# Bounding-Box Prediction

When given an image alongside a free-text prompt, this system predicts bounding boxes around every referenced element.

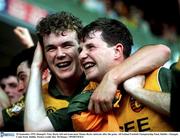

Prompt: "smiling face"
[17,61,30,94]
[0,75,20,104]
[43,31,82,81]
[79,31,117,82]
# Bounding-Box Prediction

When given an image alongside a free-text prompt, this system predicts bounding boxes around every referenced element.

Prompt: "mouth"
[9,95,14,99]
[56,61,71,68]
[82,62,96,70]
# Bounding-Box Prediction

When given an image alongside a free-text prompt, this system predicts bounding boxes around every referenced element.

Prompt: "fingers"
[136,75,145,80]
[123,75,146,93]
[88,99,101,114]
[88,99,93,112]
[14,26,27,36]
[100,102,112,113]
[94,103,101,114]
[88,97,113,114]
[14,26,34,48]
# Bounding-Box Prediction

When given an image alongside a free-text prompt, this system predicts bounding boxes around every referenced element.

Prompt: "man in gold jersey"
[68,18,175,131]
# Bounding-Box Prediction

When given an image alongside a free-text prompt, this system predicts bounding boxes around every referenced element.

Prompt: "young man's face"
[79,31,116,82]
[43,31,82,80]
[17,61,30,94]
[0,75,20,104]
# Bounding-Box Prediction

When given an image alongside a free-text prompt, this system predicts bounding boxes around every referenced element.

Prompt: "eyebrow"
[45,41,75,48]
[86,43,94,47]
[62,41,75,46]
[44,44,54,49]
[9,82,18,86]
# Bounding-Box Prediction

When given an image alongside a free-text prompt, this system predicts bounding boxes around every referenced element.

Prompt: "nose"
[56,47,66,59]
[17,81,26,93]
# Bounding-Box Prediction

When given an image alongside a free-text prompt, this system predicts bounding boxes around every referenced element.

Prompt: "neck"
[56,70,83,96]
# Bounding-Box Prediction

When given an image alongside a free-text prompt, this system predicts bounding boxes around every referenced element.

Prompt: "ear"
[113,43,124,60]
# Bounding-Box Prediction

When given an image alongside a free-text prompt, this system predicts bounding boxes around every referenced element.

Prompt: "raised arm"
[24,44,54,131]
[88,44,171,114]
[14,26,34,48]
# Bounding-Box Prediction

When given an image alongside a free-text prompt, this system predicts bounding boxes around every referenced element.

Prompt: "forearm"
[105,44,170,85]
[127,88,170,116]
[24,67,46,131]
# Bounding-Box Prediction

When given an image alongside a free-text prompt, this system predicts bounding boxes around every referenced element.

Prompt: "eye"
[45,45,56,52]
[87,44,95,50]
[62,42,75,49]
[9,83,18,88]
[18,74,27,82]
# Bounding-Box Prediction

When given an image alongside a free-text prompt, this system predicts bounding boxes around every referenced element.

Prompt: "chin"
[85,68,100,81]
[58,71,75,80]
[85,74,97,82]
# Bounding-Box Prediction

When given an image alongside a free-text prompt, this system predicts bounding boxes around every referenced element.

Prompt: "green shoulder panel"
[67,91,92,116]
[171,62,180,83]
[158,67,172,93]
[170,62,180,130]
[2,109,24,131]
[48,108,74,131]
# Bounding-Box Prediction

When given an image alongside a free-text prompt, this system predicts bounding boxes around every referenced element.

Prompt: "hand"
[88,74,118,114]
[123,75,145,94]
[14,26,34,48]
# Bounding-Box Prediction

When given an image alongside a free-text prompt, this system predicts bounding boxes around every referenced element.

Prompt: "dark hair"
[0,66,16,81]
[11,46,36,73]
[36,11,83,47]
[81,18,133,58]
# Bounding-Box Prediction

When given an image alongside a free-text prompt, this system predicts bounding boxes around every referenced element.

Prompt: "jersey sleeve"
[1,96,25,131]
[68,91,92,115]
[158,64,180,130]
[170,61,180,130]
[48,108,74,131]
[158,67,173,93]
[2,109,24,131]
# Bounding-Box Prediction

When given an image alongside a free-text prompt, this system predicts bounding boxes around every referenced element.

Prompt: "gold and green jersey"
[68,67,176,132]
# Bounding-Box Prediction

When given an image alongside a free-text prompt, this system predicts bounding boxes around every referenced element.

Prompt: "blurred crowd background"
[0,0,180,68]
